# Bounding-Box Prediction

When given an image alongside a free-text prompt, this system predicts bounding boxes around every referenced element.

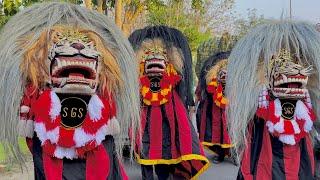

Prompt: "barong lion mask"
[0,2,140,162]
[22,26,121,95]
[226,21,320,159]
[137,38,183,77]
[49,28,101,94]
[268,49,312,99]
[143,46,167,76]
[135,39,183,105]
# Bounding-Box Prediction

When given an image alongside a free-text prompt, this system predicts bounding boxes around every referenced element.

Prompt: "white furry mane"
[0,2,140,162]
[226,20,320,161]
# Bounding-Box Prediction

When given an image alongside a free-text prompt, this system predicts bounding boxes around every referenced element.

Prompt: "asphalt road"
[1,152,238,180]
[124,151,239,180]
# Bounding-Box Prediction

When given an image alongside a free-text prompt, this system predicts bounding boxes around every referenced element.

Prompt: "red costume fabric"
[196,80,232,155]
[238,93,316,179]
[20,85,128,180]
[136,75,209,179]
[238,117,315,180]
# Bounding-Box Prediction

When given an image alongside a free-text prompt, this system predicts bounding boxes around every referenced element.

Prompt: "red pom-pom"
[58,128,75,147]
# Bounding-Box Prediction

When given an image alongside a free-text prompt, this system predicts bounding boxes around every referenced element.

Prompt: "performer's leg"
[210,145,224,163]
[141,165,154,180]
[155,164,170,180]
[217,146,225,162]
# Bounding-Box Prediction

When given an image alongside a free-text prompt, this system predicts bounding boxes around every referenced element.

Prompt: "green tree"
[195,32,237,78]
[235,9,265,37]
[0,0,83,28]
[146,0,214,52]
[3,0,21,16]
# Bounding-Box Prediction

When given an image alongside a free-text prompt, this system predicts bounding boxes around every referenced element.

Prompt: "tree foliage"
[0,0,83,27]
[3,0,21,16]
[235,9,265,37]
[146,0,217,52]
[195,32,238,78]
[0,0,263,72]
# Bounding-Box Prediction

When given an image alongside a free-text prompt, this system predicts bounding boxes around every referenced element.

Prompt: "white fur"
[34,122,60,145]
[291,120,301,134]
[88,94,104,121]
[266,121,274,133]
[95,117,120,144]
[73,127,94,147]
[258,88,269,108]
[295,100,313,132]
[304,118,313,132]
[262,101,268,108]
[262,89,268,96]
[73,117,120,147]
[34,92,120,159]
[274,98,282,117]
[304,90,312,108]
[279,134,296,145]
[20,105,30,113]
[95,124,109,145]
[50,91,61,121]
[46,127,59,144]
[274,117,285,133]
[34,122,47,145]
[54,146,77,159]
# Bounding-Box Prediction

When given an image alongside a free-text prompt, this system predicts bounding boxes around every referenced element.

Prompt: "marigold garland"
[140,63,181,106]
[207,78,228,108]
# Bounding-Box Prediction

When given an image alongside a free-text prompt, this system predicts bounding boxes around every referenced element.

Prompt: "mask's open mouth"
[218,70,227,83]
[144,55,166,76]
[273,75,308,98]
[51,55,98,89]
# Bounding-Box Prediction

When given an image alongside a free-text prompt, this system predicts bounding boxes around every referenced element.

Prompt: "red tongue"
[69,73,84,78]
[288,83,299,88]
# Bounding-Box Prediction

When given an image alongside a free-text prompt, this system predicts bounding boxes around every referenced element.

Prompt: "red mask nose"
[71,43,85,50]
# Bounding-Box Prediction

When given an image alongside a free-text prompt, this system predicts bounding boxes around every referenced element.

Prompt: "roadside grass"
[0,138,30,163]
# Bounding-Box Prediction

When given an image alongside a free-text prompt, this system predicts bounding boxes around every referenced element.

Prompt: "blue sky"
[235,0,320,23]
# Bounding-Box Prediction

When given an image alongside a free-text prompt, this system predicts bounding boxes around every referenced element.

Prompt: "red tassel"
[58,128,76,148]
[283,120,294,134]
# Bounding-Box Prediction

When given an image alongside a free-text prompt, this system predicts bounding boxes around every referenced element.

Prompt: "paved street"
[125,151,239,180]
[1,150,238,180]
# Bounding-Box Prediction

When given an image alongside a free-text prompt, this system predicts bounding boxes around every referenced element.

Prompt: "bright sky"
[235,0,320,23]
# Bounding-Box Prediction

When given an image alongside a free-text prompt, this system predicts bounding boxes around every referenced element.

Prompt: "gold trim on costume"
[135,153,210,180]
